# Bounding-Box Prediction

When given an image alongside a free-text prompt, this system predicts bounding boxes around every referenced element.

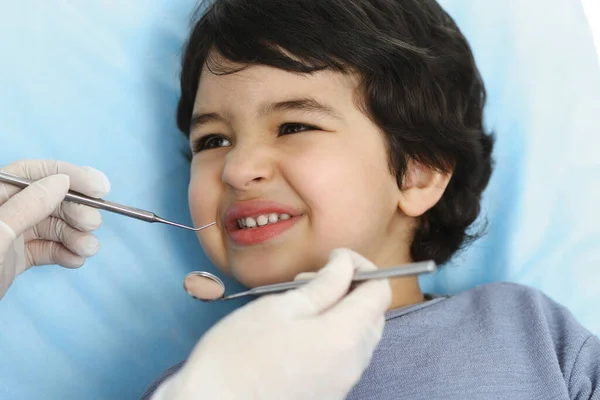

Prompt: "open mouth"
[227,213,302,246]
[224,200,303,245]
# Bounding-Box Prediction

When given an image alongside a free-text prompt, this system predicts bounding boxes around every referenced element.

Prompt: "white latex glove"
[152,248,391,400]
[0,160,111,299]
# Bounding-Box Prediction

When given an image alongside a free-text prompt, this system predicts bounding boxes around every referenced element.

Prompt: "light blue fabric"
[0,0,598,399]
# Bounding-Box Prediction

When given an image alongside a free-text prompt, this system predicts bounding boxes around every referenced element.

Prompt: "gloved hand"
[152,248,391,400]
[0,160,110,299]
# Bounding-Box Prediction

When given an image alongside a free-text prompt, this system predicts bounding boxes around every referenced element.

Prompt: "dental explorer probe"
[0,171,215,232]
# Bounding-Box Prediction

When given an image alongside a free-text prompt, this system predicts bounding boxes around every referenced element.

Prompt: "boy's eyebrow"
[257,97,342,120]
[190,112,227,133]
[190,97,342,133]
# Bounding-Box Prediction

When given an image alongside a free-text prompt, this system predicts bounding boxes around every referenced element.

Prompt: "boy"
[143,0,600,398]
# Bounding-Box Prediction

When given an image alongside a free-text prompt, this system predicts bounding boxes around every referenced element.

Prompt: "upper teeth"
[238,213,291,228]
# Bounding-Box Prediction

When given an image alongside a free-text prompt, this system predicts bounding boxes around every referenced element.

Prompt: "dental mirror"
[184,271,227,301]
[184,260,437,302]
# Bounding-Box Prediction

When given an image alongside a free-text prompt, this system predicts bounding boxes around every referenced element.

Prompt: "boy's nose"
[221,144,275,190]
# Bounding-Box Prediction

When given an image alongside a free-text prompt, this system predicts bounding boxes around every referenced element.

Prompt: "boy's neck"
[388,276,425,311]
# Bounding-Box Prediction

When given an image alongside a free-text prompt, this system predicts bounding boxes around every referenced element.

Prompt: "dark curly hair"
[176,0,494,266]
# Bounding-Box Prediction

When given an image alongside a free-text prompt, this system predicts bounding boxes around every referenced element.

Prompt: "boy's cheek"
[197,232,229,275]
[188,174,219,222]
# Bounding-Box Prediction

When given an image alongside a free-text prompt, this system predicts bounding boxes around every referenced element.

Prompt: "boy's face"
[188,60,414,288]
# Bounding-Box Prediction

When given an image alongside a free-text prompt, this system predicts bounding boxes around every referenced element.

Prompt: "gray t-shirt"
[141,282,600,399]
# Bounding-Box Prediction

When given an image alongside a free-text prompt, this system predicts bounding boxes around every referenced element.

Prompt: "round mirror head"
[184,271,226,301]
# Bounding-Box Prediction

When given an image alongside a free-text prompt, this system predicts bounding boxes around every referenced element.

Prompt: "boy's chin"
[223,249,328,288]
[231,266,308,288]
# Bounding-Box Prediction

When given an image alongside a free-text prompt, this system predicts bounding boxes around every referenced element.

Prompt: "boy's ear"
[398,159,452,217]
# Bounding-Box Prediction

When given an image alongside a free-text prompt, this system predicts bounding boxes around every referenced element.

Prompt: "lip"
[223,200,303,246]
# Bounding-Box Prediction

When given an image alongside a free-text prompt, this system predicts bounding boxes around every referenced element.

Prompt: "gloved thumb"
[329,248,379,272]
[293,272,317,281]
[280,248,358,318]
[0,174,70,254]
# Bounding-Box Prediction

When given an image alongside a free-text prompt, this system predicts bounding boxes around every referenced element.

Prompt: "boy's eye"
[192,134,232,153]
[278,123,318,136]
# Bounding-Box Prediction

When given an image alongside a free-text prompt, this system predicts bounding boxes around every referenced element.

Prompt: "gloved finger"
[53,201,102,232]
[324,273,391,327]
[25,240,85,269]
[279,248,356,318]
[325,247,391,322]
[0,235,26,299]
[0,175,70,256]
[293,272,317,281]
[1,159,110,200]
[24,217,100,258]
